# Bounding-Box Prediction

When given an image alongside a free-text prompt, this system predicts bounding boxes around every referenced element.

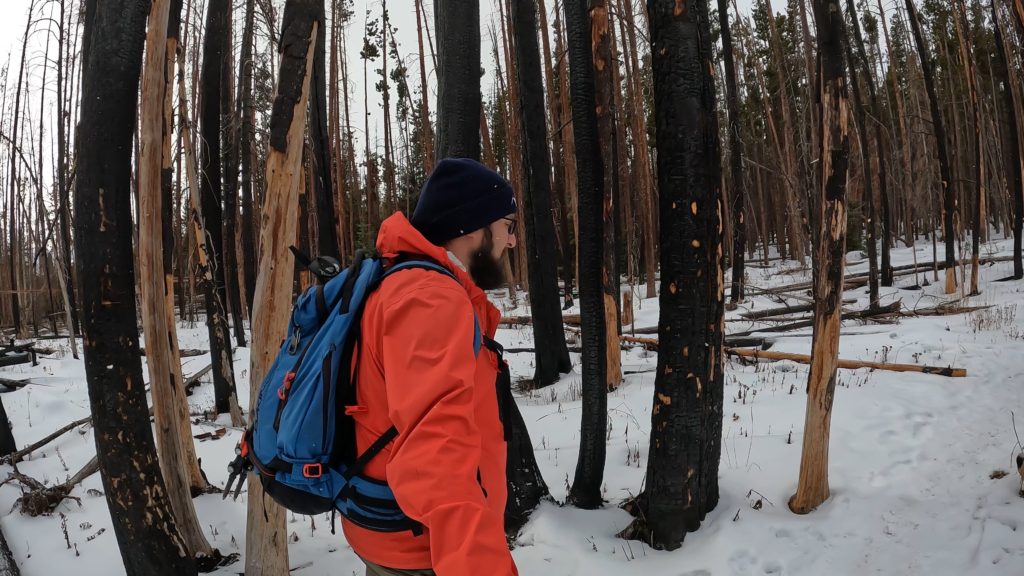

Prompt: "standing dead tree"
[563,0,610,511]
[993,0,1023,279]
[138,0,214,560]
[435,0,481,161]
[719,0,746,303]
[620,0,725,550]
[198,0,242,419]
[74,0,196,571]
[906,0,958,294]
[246,2,321,574]
[789,0,852,516]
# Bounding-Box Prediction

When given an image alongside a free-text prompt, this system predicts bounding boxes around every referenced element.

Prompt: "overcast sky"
[0,0,758,188]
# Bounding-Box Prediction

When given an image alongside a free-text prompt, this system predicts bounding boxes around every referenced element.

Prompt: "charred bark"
[239,0,258,310]
[906,0,957,293]
[619,0,724,550]
[719,0,745,303]
[434,0,481,160]
[993,0,1023,278]
[590,0,622,390]
[75,0,196,571]
[200,0,239,413]
[511,0,572,388]
[309,0,338,258]
[564,0,608,510]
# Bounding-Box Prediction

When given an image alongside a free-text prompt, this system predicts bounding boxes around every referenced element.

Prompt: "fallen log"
[748,256,1015,296]
[730,301,901,337]
[902,304,992,317]
[4,416,92,464]
[505,335,770,354]
[0,352,30,368]
[500,314,581,327]
[183,364,213,394]
[725,347,966,377]
[140,347,205,358]
[740,298,857,320]
[0,378,29,391]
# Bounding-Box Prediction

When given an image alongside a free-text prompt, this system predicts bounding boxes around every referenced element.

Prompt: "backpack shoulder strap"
[376,257,483,356]
[380,258,456,283]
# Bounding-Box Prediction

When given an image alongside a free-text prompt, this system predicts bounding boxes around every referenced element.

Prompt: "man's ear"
[466,227,486,247]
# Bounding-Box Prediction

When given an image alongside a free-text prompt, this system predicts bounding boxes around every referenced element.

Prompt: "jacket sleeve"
[380,279,517,576]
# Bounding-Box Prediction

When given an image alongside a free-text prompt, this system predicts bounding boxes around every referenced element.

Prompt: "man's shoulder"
[373,266,471,311]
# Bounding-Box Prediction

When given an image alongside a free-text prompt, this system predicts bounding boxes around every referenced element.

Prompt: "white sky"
[0,0,758,190]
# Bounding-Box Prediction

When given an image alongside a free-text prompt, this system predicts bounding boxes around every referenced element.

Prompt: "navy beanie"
[411,158,518,246]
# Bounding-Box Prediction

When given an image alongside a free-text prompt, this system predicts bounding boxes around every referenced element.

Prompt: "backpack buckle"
[303,463,323,478]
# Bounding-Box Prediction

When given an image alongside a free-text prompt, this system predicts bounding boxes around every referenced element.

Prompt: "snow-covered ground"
[1,237,1022,575]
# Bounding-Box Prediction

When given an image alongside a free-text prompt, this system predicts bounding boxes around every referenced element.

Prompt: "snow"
[1,237,1023,575]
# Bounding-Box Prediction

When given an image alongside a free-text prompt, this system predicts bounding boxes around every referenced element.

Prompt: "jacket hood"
[375,212,501,334]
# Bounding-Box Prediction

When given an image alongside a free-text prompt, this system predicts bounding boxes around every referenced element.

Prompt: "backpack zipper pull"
[288,326,301,354]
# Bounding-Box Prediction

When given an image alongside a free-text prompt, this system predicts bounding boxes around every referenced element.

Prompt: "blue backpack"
[223,250,481,534]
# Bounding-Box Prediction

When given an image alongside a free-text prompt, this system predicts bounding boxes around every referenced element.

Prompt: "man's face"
[468,216,518,290]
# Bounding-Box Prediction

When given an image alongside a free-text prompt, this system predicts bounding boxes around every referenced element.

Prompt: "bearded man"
[343,158,520,576]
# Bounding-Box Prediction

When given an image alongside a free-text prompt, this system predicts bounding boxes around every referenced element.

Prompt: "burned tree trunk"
[511,0,572,388]
[564,0,608,510]
[239,0,258,312]
[309,0,338,258]
[994,0,1023,279]
[75,0,195,572]
[719,0,745,303]
[845,21,879,307]
[7,3,34,338]
[619,0,724,550]
[590,0,622,390]
[435,0,481,160]
[245,4,323,574]
[953,0,983,295]
[221,0,247,348]
[907,0,957,293]
[165,0,206,492]
[789,0,851,516]
[415,0,435,173]
[200,0,240,414]
[847,0,888,293]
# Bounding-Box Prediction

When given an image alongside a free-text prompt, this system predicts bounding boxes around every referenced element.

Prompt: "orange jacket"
[342,213,518,576]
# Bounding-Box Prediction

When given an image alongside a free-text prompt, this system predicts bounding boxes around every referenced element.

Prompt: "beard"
[469,230,507,290]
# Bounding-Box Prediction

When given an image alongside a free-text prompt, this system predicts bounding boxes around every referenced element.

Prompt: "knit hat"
[411,158,518,246]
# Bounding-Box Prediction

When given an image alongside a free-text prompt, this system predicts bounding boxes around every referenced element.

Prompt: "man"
[342,158,520,576]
